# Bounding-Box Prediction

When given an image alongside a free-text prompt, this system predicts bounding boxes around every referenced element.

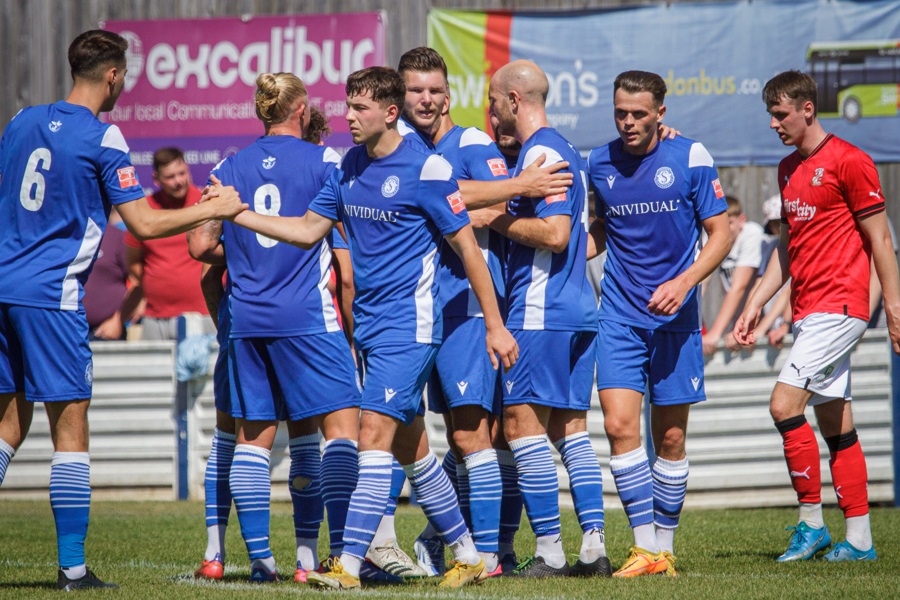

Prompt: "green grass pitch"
[1,501,898,598]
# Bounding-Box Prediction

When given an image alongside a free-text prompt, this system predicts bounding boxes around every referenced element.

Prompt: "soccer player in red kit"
[734,70,900,563]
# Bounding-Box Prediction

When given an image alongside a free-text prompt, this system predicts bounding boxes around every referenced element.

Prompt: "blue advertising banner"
[429,1,900,165]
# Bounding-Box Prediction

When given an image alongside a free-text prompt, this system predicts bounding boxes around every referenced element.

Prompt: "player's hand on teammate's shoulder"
[517,153,573,198]
[204,174,248,220]
[485,325,519,372]
[657,123,680,141]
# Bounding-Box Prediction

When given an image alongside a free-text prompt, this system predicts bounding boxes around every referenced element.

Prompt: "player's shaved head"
[492,60,549,105]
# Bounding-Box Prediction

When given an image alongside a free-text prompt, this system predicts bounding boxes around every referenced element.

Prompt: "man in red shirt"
[735,70,900,563]
[125,147,212,340]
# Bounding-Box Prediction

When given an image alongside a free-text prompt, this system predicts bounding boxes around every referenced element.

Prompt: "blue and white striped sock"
[341,450,393,568]
[0,438,15,486]
[497,449,522,557]
[404,452,469,547]
[204,428,235,561]
[50,452,91,571]
[371,458,406,547]
[289,434,323,570]
[652,456,689,553]
[554,432,605,532]
[508,435,561,538]
[321,438,359,556]
[464,449,501,554]
[230,444,274,562]
[610,447,657,552]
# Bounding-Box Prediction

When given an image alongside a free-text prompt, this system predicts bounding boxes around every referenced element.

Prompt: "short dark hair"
[68,30,128,82]
[346,67,405,110]
[398,47,448,81]
[153,147,185,172]
[303,106,332,145]
[614,70,667,106]
[725,195,742,217]
[762,70,818,115]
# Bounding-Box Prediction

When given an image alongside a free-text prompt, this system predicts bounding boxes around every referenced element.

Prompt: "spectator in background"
[125,147,213,340]
[83,206,140,340]
[702,196,765,355]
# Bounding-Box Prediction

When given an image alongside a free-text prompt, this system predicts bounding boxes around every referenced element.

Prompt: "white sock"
[297,537,318,570]
[448,532,480,566]
[579,527,606,563]
[845,514,873,551]
[535,533,566,568]
[656,526,675,554]
[61,565,86,580]
[205,524,226,562]
[479,551,499,572]
[799,502,824,529]
[339,553,362,578]
[250,556,276,574]
[371,514,396,548]
[633,524,659,553]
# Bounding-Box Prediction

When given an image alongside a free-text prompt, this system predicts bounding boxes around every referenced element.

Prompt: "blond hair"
[255,72,307,127]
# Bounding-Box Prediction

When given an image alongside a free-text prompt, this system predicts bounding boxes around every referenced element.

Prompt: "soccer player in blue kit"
[585,70,731,577]
[472,60,608,578]
[191,72,364,583]
[398,47,573,578]
[216,66,518,589]
[0,30,246,590]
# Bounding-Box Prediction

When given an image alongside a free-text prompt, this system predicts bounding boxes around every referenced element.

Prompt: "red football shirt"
[124,185,209,318]
[778,134,885,322]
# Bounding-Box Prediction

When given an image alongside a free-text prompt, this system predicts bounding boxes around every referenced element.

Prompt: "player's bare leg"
[0,393,33,484]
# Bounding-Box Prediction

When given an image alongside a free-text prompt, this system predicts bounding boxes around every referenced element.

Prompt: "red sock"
[777,417,821,504]
[830,439,869,518]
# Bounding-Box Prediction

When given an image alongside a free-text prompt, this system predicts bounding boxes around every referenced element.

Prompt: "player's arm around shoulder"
[444,224,518,371]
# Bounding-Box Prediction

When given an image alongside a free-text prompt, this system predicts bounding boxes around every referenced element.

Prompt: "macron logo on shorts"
[456,381,469,396]
[117,166,138,188]
[505,380,514,394]
[690,376,700,391]
[385,388,397,403]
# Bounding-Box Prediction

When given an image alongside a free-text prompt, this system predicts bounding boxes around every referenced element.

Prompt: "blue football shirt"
[309,138,469,348]
[212,136,342,337]
[435,125,508,318]
[587,136,727,331]
[505,127,597,332]
[0,101,145,310]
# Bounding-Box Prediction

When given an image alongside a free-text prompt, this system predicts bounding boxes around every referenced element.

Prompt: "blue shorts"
[0,304,92,402]
[595,320,705,406]
[212,341,230,415]
[428,317,501,415]
[357,343,438,426]
[501,329,596,411]
[228,331,361,421]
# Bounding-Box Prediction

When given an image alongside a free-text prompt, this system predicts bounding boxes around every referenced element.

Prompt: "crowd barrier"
[4,328,896,511]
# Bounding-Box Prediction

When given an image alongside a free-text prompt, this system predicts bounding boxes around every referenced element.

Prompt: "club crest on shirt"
[654,166,675,189]
[382,175,400,198]
[48,120,62,132]
[262,156,276,169]
[811,167,824,186]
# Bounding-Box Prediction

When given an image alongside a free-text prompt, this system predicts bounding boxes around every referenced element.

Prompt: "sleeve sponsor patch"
[117,166,138,189]
[711,178,724,199]
[447,190,466,214]
[545,193,566,204]
[487,158,508,177]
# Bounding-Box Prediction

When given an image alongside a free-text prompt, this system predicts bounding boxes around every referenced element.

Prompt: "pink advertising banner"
[103,13,385,191]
